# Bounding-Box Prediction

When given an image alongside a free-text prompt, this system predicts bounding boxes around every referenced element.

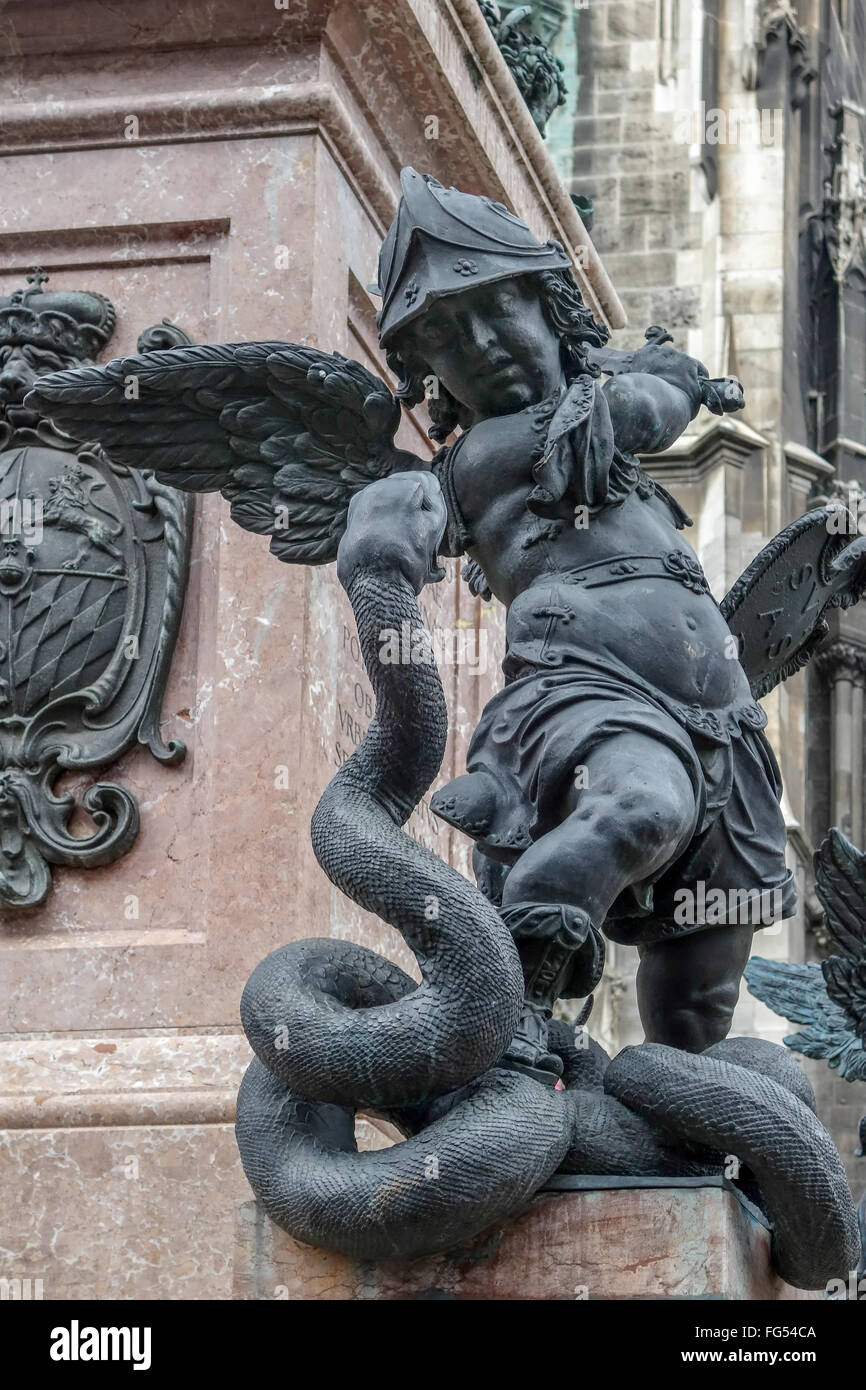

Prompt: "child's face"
[395,275,564,421]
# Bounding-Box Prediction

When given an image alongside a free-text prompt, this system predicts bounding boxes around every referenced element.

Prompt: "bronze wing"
[26,342,428,566]
[745,827,866,1082]
[815,829,866,1051]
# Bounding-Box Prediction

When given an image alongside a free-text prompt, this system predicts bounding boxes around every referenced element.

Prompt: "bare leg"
[636,923,754,1052]
[501,732,698,920]
[499,732,699,1074]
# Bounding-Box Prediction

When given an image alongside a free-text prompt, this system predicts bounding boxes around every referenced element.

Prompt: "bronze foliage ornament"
[477,2,567,138]
[0,270,192,908]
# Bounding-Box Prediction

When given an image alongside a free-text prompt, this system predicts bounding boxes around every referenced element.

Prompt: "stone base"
[232,1178,821,1300]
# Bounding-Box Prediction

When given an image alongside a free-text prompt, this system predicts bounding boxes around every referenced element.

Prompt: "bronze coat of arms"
[0,271,192,907]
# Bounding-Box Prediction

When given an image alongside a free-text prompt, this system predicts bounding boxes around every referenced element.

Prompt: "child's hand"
[621,328,745,417]
[699,375,745,414]
[625,340,707,416]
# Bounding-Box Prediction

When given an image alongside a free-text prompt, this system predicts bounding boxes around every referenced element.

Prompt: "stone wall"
[549,0,866,1198]
[0,0,621,1300]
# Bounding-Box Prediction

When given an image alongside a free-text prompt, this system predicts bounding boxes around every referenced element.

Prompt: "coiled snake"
[235,473,860,1286]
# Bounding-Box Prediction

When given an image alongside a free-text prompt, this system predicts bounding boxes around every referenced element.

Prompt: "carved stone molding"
[814,638,866,686]
[0,1032,249,1128]
[808,472,865,513]
[822,100,866,284]
[0,0,626,331]
[786,439,836,506]
[0,271,193,907]
[815,634,866,848]
[744,1,815,108]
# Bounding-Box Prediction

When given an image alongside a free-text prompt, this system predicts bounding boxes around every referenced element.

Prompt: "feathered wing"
[26,342,428,565]
[815,829,866,1049]
[744,957,866,1082]
[745,827,866,1082]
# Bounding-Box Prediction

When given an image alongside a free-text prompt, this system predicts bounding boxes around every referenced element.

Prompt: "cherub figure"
[371,171,793,1075]
[29,169,860,1082]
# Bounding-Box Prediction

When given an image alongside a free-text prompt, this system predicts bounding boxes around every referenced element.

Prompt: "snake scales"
[235,473,860,1286]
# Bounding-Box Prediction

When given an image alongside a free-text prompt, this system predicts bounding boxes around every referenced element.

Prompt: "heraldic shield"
[0,270,192,908]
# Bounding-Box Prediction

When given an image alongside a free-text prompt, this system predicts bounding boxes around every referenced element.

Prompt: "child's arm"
[603,370,696,455]
[599,338,744,456]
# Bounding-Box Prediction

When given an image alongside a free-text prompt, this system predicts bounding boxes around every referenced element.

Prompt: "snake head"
[337,471,447,595]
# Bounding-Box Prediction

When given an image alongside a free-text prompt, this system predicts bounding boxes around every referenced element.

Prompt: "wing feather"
[26,341,429,565]
[815,829,866,1047]
[745,956,866,1081]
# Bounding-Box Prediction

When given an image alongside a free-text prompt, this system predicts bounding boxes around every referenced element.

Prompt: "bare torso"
[451,396,753,710]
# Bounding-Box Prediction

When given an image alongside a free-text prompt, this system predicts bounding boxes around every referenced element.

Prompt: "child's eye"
[426,320,451,346]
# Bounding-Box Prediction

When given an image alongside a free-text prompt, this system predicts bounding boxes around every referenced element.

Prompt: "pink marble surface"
[0,0,620,1301]
[233,1187,822,1302]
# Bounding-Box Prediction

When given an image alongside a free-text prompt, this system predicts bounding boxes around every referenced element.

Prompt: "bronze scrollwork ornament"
[0,270,192,907]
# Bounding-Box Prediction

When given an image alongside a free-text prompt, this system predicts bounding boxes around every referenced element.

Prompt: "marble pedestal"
[232,1177,821,1301]
[0,0,622,1300]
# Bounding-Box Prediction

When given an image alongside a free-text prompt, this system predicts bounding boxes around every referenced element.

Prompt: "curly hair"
[385,269,609,442]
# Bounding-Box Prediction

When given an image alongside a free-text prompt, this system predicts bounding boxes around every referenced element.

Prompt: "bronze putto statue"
[28,171,864,1284]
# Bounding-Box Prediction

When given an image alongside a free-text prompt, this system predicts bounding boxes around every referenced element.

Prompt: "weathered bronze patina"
[27,173,863,1283]
[0,273,192,907]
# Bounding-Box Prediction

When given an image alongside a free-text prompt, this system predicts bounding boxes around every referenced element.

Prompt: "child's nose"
[459,312,497,354]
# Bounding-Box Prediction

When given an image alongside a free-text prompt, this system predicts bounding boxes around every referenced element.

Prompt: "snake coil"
[236,486,860,1283]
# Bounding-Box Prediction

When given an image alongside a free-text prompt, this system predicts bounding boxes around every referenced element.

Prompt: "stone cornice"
[784,439,836,487]
[824,435,866,461]
[0,1031,250,1128]
[814,638,866,685]
[0,0,625,329]
[0,80,400,237]
[0,0,333,54]
[639,416,768,487]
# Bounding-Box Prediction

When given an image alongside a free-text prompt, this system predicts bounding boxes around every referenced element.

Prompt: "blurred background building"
[534,0,866,1190]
